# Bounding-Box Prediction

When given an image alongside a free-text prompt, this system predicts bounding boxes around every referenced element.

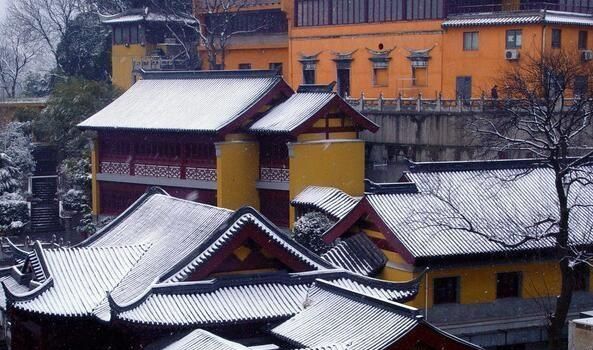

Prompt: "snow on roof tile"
[322,233,387,276]
[78,190,234,308]
[292,186,360,220]
[367,160,593,259]
[78,70,287,134]
[271,280,421,350]
[113,270,420,326]
[249,92,378,134]
[163,208,333,283]
[442,10,593,28]
[9,244,149,318]
[150,329,250,350]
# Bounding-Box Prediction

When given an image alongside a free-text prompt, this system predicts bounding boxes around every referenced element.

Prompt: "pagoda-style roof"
[78,70,293,135]
[4,242,149,320]
[111,270,421,327]
[271,280,482,350]
[2,188,371,321]
[249,91,379,135]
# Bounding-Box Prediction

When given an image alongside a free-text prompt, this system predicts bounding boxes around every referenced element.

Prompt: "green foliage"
[0,154,21,194]
[292,211,335,254]
[0,122,35,188]
[56,12,111,81]
[0,193,29,235]
[22,73,53,97]
[33,78,120,159]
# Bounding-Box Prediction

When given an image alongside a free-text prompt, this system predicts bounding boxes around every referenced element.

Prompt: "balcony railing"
[260,167,289,183]
[100,161,217,182]
[133,56,190,72]
[345,93,592,113]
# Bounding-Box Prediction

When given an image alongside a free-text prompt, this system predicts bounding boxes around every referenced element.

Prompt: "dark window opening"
[506,29,522,49]
[575,264,590,291]
[433,277,459,304]
[239,63,252,70]
[303,68,316,84]
[579,31,589,50]
[337,68,351,97]
[575,75,588,97]
[496,272,522,299]
[269,62,283,75]
[456,76,472,99]
[552,28,562,48]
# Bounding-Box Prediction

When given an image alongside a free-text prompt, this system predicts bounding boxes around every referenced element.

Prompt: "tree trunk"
[548,258,574,350]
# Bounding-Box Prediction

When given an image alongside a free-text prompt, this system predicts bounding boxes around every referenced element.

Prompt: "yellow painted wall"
[288,138,365,223]
[112,44,152,90]
[90,137,100,216]
[216,140,260,210]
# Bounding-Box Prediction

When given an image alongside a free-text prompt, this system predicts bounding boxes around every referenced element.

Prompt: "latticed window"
[496,272,522,298]
[433,277,459,304]
[463,32,479,51]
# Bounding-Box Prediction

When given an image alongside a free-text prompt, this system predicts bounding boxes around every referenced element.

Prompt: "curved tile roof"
[8,244,149,319]
[78,70,289,134]
[271,281,420,350]
[149,329,250,350]
[112,270,420,327]
[249,92,378,134]
[443,10,593,28]
[292,186,360,220]
[322,233,387,276]
[367,161,593,259]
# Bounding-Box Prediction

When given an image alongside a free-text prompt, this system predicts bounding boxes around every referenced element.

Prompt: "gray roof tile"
[322,233,387,276]
[78,70,287,133]
[149,329,250,350]
[367,161,593,259]
[443,10,593,27]
[292,186,360,220]
[113,270,420,326]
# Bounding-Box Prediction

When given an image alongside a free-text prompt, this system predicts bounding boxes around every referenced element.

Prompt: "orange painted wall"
[224,47,289,72]
[442,24,592,98]
[289,20,444,98]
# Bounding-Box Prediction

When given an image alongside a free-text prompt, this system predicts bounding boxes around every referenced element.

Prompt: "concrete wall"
[570,318,593,350]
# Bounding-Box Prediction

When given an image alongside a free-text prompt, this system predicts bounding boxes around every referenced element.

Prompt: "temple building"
[105,2,593,98]
[78,70,377,226]
[291,159,593,348]
[0,188,481,350]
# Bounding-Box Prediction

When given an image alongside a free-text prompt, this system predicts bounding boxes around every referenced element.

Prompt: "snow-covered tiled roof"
[78,189,234,309]
[78,70,289,134]
[322,233,387,276]
[272,280,482,350]
[443,10,593,27]
[249,92,378,134]
[100,8,197,24]
[8,243,149,318]
[112,270,420,326]
[164,208,333,283]
[149,329,250,350]
[292,186,360,220]
[271,280,421,350]
[366,159,593,260]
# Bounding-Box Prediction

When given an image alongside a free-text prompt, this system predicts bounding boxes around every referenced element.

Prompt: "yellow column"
[216,139,260,210]
[90,135,100,217]
[288,139,365,224]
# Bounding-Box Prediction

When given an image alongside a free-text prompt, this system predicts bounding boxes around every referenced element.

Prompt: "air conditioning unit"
[581,50,593,62]
[505,49,520,60]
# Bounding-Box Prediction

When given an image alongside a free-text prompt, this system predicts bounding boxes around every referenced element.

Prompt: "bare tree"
[158,0,269,70]
[0,21,38,98]
[7,0,81,68]
[417,50,593,350]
